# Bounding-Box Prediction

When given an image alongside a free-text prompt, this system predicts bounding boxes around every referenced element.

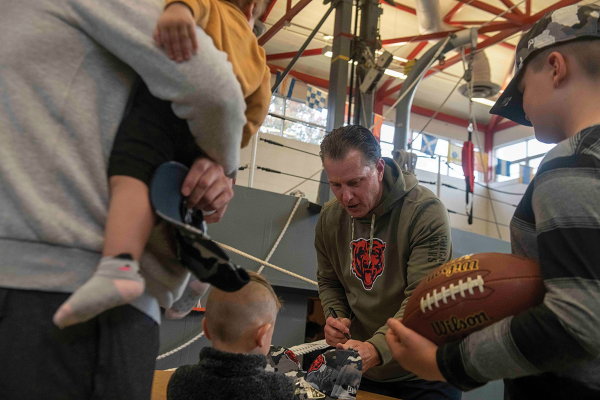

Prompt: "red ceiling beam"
[267,64,486,131]
[258,0,313,46]
[266,47,325,61]
[444,3,465,23]
[499,0,524,16]
[260,0,278,22]
[456,0,526,25]
[380,100,488,132]
[383,30,461,46]
[407,41,429,60]
[379,0,416,15]
[382,22,523,46]
[495,120,519,132]
[526,0,531,16]
[479,34,516,50]
[527,0,584,23]
[267,64,329,88]
[447,20,489,26]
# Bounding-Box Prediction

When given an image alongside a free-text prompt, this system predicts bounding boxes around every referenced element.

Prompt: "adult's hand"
[181,158,234,223]
[336,340,381,373]
[385,318,445,382]
[324,316,351,347]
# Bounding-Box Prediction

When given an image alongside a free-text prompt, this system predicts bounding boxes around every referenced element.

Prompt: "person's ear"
[254,323,272,348]
[202,318,212,341]
[547,51,568,88]
[376,158,385,180]
[244,3,256,21]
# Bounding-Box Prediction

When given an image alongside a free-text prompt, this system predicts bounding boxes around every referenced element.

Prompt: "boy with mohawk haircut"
[386,4,600,399]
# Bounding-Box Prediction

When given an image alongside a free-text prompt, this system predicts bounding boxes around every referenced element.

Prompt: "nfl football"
[402,253,544,345]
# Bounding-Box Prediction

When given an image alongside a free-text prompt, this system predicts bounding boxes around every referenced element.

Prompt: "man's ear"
[376,158,385,180]
[202,318,212,341]
[547,51,568,88]
[254,323,272,348]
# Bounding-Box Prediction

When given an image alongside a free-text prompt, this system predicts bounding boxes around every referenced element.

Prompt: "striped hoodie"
[438,125,600,399]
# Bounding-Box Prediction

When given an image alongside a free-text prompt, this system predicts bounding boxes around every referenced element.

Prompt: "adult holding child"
[0,0,245,398]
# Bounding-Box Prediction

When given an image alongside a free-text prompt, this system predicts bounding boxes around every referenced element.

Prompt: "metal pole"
[248,133,259,188]
[272,1,338,94]
[437,156,442,198]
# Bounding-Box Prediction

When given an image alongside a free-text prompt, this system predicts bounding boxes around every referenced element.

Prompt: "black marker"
[329,307,351,340]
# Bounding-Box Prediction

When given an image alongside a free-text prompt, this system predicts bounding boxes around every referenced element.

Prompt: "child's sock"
[164,279,210,320]
[53,254,145,328]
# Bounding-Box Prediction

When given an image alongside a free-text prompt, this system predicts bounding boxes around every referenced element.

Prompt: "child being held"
[53,0,271,328]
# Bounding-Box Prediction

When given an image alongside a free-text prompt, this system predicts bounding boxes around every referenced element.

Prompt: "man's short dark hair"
[319,125,381,166]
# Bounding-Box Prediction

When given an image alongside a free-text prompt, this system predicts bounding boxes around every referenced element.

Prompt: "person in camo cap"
[387,4,600,400]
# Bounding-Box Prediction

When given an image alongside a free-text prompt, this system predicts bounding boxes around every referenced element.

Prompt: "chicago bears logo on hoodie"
[350,238,386,290]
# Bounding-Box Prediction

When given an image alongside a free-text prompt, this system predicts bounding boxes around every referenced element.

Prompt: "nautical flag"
[462,141,475,193]
[519,165,534,184]
[497,158,512,176]
[372,114,384,142]
[306,84,327,110]
[275,71,296,98]
[474,152,488,174]
[420,134,437,156]
[447,143,462,165]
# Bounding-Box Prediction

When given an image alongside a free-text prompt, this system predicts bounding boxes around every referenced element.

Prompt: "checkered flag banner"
[306,84,327,110]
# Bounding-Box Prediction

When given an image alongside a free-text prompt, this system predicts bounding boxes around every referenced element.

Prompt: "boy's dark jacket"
[167,347,294,400]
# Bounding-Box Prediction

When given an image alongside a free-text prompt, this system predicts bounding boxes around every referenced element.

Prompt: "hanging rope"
[283,168,324,194]
[257,194,304,274]
[157,331,206,360]
[215,241,318,286]
[461,48,503,239]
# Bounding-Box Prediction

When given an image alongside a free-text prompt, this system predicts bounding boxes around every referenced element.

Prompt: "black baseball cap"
[490,4,600,126]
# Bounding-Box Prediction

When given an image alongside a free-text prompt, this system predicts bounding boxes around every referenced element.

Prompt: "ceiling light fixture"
[471,97,496,107]
[384,69,407,79]
[323,35,334,40]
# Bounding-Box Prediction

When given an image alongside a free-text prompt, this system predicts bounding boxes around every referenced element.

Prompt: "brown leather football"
[402,253,545,345]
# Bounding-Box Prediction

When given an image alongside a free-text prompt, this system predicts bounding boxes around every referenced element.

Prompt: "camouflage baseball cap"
[490,4,600,126]
[305,349,362,400]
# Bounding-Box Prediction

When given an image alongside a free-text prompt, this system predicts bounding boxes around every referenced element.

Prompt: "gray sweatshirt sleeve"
[68,0,246,177]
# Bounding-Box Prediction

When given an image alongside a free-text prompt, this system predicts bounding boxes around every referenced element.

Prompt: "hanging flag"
[519,165,534,184]
[306,84,328,110]
[447,143,462,165]
[372,114,384,142]
[474,152,489,174]
[462,141,475,193]
[275,71,296,98]
[420,134,437,156]
[497,158,512,176]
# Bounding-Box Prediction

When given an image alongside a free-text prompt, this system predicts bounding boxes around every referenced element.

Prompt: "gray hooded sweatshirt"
[0,0,246,321]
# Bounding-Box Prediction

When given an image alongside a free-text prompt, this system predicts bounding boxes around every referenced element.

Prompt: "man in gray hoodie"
[0,0,246,399]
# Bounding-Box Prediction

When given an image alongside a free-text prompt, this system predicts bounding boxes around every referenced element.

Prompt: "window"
[408,131,480,181]
[258,95,327,145]
[494,138,556,181]
[380,124,395,158]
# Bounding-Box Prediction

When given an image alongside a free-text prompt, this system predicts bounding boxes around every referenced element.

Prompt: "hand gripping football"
[402,253,545,345]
